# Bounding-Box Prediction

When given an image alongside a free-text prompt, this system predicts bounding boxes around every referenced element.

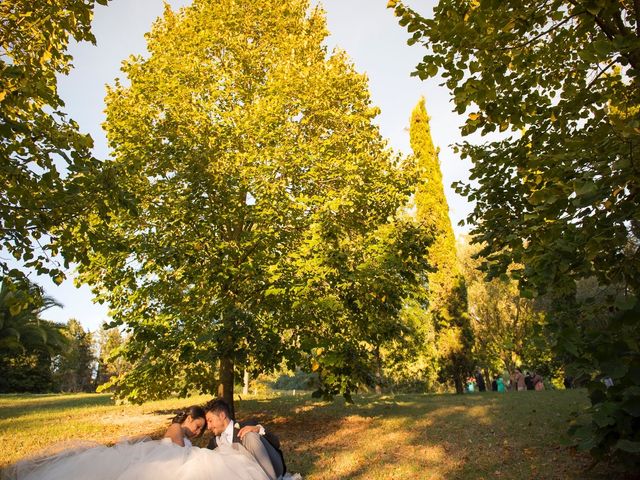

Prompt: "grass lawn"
[0,389,614,479]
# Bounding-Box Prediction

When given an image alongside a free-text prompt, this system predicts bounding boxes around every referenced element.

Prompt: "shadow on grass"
[234,390,607,480]
[0,390,611,479]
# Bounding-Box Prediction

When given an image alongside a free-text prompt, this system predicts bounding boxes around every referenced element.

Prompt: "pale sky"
[40,0,472,331]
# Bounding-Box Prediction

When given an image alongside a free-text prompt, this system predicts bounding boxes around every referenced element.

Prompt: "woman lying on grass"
[5,405,277,480]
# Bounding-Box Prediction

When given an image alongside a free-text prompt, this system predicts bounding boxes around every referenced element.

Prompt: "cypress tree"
[411,97,473,394]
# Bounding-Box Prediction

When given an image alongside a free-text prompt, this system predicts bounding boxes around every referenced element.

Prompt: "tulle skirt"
[5,438,270,480]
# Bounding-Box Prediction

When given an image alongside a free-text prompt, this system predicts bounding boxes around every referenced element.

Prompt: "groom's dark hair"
[205,398,232,419]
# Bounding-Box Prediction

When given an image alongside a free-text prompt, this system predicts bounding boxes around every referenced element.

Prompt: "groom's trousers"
[242,432,284,480]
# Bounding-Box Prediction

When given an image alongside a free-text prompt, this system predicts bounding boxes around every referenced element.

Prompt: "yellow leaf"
[468,113,480,121]
[501,20,516,33]
[40,49,52,65]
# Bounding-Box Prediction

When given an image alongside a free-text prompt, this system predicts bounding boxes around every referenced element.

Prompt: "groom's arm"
[238,422,281,450]
[238,420,281,447]
[238,423,265,437]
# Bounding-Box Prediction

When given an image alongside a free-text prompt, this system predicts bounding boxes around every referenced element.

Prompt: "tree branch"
[500,11,583,51]
[586,59,618,89]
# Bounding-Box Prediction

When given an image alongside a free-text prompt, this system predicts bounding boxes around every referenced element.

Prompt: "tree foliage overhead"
[0,0,115,285]
[81,0,423,408]
[411,97,472,394]
[390,0,640,469]
[390,0,639,294]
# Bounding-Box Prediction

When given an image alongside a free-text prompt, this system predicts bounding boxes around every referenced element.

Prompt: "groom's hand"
[237,424,263,440]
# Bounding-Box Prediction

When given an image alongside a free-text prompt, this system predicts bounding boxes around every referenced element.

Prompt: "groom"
[204,398,286,480]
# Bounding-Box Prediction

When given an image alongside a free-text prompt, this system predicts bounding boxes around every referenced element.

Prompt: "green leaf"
[621,400,640,417]
[615,439,640,453]
[600,361,628,379]
[615,295,637,311]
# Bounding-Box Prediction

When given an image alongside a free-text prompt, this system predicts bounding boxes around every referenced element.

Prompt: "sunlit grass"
[0,390,611,479]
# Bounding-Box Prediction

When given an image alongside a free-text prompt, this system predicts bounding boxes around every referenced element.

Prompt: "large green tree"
[81,0,418,412]
[0,0,115,285]
[411,97,472,394]
[390,0,640,469]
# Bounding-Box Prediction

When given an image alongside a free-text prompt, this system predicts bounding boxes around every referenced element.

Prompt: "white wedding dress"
[6,438,271,480]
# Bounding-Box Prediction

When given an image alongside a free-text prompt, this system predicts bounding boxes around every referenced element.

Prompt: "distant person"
[563,376,573,389]
[491,377,498,392]
[525,372,534,390]
[514,368,526,391]
[497,376,505,392]
[475,371,486,392]
[531,372,544,391]
[466,376,476,393]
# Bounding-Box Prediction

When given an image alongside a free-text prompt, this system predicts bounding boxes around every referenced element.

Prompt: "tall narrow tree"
[411,98,472,394]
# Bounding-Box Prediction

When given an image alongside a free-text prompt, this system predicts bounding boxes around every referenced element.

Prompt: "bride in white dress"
[6,406,270,480]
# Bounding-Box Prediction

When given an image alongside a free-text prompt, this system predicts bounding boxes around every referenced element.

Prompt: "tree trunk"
[218,355,235,419]
[243,368,249,396]
[454,374,464,394]
[374,345,383,394]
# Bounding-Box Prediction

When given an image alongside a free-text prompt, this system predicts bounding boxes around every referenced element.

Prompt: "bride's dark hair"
[171,405,206,435]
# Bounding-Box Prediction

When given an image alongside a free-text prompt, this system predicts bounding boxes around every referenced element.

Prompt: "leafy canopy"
[82,0,422,404]
[390,0,639,296]
[390,0,639,469]
[0,0,115,285]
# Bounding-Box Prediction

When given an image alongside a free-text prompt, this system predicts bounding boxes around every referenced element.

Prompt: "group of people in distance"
[8,398,291,480]
[509,368,545,392]
[466,368,545,393]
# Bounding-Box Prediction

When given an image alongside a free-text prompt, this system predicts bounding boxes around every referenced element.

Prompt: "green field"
[0,390,614,479]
